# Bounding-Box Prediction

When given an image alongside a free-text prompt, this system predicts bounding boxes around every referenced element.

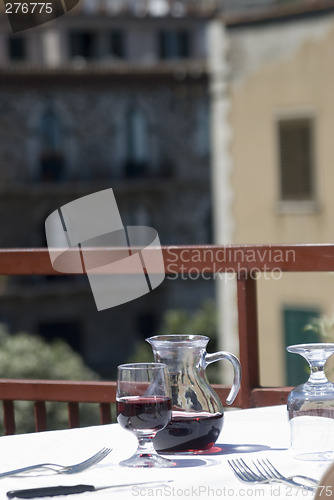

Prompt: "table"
[0,406,330,499]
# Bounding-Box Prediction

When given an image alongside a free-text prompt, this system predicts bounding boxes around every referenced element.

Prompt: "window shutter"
[284,307,320,386]
[278,118,314,201]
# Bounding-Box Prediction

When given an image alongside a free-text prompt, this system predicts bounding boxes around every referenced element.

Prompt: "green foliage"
[304,314,334,381]
[0,325,100,434]
[159,300,217,343]
[127,300,220,382]
[304,314,334,342]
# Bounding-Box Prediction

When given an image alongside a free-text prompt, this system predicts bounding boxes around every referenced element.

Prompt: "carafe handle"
[204,351,241,405]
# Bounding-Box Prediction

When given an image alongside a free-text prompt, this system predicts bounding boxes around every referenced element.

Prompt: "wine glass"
[287,343,334,460]
[116,363,174,467]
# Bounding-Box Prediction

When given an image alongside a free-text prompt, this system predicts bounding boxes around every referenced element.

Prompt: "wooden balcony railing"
[1,244,334,434]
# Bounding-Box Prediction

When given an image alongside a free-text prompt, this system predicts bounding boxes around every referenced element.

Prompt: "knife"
[7,480,173,498]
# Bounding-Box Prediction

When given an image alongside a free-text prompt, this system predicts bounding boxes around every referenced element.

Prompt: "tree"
[0,325,100,434]
[127,300,220,382]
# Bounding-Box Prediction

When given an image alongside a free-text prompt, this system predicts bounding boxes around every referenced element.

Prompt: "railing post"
[236,271,260,408]
[68,402,80,428]
[99,403,112,425]
[34,401,47,432]
[3,400,15,435]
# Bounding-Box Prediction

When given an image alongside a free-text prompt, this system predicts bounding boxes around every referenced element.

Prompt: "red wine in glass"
[116,362,173,467]
[117,396,172,433]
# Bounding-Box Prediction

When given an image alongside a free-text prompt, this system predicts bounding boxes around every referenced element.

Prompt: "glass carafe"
[287,343,334,460]
[146,334,241,453]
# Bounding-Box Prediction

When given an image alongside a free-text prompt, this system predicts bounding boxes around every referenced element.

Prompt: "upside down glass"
[287,343,334,460]
[116,363,173,467]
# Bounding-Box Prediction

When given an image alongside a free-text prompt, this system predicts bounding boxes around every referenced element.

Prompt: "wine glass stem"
[309,364,328,384]
[137,434,157,456]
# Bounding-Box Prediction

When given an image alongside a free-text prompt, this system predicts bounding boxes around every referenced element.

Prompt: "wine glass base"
[119,453,174,468]
[293,451,334,461]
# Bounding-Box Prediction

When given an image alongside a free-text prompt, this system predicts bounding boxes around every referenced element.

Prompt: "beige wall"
[229,16,334,385]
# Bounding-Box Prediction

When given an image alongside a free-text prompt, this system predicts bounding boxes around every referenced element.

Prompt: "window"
[278,117,315,202]
[196,100,210,157]
[124,106,149,177]
[69,31,96,59]
[69,30,125,61]
[8,35,26,61]
[39,109,65,181]
[158,30,190,59]
[283,307,320,386]
[110,30,125,59]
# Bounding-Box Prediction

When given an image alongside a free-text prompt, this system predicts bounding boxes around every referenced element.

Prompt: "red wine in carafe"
[117,396,172,433]
[153,411,223,452]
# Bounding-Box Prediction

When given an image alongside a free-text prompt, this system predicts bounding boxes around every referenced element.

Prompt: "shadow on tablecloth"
[172,443,287,456]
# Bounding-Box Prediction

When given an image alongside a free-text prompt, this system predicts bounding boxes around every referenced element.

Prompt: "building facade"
[223,2,334,385]
[0,0,217,378]
[1,0,333,386]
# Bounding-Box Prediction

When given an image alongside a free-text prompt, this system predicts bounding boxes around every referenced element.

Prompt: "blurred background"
[0,0,334,394]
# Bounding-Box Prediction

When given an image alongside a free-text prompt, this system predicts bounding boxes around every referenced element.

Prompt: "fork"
[0,447,112,479]
[259,458,319,487]
[228,458,316,492]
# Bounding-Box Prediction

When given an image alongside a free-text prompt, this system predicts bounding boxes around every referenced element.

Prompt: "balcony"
[0,243,333,433]
[75,0,224,18]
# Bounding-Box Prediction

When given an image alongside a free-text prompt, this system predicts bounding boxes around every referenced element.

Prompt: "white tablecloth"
[0,406,330,499]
